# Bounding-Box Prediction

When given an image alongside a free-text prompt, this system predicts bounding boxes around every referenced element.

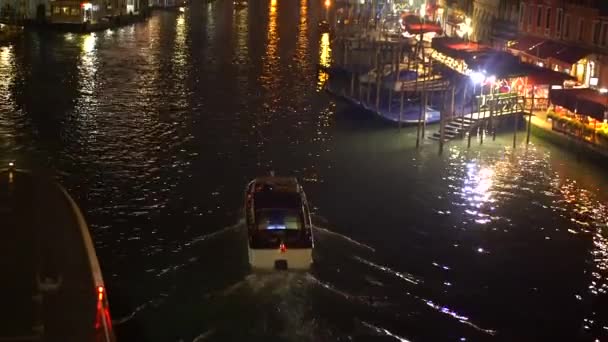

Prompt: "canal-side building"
[510,0,608,89]
[471,0,498,43]
[49,0,105,24]
[490,0,519,49]
[48,0,146,24]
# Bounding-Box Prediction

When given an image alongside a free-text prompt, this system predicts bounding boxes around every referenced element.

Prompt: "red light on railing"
[279,243,286,253]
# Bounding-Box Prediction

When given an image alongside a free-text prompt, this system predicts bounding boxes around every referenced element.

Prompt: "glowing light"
[82,33,96,53]
[317,32,331,91]
[8,162,14,167]
[420,3,426,17]
[599,88,608,94]
[470,71,485,85]
[267,224,286,230]
[324,0,330,8]
[179,6,185,12]
[81,2,92,10]
[97,286,104,301]
[319,33,331,68]
[279,243,286,253]
[486,75,496,84]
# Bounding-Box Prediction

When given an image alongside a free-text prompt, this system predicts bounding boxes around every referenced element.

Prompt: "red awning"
[406,23,443,35]
[526,67,575,85]
[402,14,443,35]
[431,37,491,60]
[551,47,591,65]
[549,88,608,120]
[509,35,544,53]
[510,36,590,65]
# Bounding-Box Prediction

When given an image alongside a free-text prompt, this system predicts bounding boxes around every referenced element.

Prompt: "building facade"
[490,0,519,49]
[472,0,498,43]
[515,0,608,88]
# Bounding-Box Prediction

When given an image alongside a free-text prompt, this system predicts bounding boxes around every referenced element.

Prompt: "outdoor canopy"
[549,88,608,121]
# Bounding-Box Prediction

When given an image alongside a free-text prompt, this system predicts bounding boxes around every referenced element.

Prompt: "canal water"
[1,1,608,341]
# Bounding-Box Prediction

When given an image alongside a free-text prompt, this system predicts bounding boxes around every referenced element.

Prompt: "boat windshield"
[255,209,302,230]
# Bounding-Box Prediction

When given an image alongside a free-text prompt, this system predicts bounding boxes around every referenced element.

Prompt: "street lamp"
[470,71,485,85]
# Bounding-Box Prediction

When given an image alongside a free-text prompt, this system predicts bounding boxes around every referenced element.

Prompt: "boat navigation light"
[97,286,104,301]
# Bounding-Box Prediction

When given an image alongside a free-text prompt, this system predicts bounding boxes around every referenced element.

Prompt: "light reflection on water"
[0,4,607,342]
[317,32,331,91]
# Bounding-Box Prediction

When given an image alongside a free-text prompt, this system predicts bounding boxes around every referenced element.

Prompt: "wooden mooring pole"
[398,45,404,129]
[375,46,381,110]
[461,83,467,136]
[513,109,518,149]
[388,46,394,114]
[526,87,535,146]
[416,92,425,148]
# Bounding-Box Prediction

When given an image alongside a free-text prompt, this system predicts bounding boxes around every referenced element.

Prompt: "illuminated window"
[61,7,70,14]
[52,6,60,14]
[71,8,79,15]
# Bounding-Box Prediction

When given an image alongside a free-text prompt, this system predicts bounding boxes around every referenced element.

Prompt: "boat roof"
[250,177,303,210]
[252,176,300,193]
[254,191,302,210]
[0,169,114,341]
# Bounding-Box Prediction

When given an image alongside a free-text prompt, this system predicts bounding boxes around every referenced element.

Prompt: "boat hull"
[248,247,313,270]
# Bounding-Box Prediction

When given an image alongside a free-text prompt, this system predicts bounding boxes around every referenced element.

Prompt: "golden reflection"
[0,46,14,92]
[173,14,187,68]
[82,33,96,53]
[79,33,98,93]
[316,33,331,91]
[295,0,308,68]
[261,0,279,91]
[318,33,331,68]
[233,3,248,66]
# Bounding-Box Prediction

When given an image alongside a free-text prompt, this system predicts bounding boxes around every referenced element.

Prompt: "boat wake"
[360,321,412,342]
[353,256,422,285]
[313,225,376,252]
[112,294,169,325]
[191,329,216,341]
[183,220,244,248]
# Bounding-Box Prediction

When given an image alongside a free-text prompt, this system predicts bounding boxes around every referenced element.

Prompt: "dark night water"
[1,1,608,341]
